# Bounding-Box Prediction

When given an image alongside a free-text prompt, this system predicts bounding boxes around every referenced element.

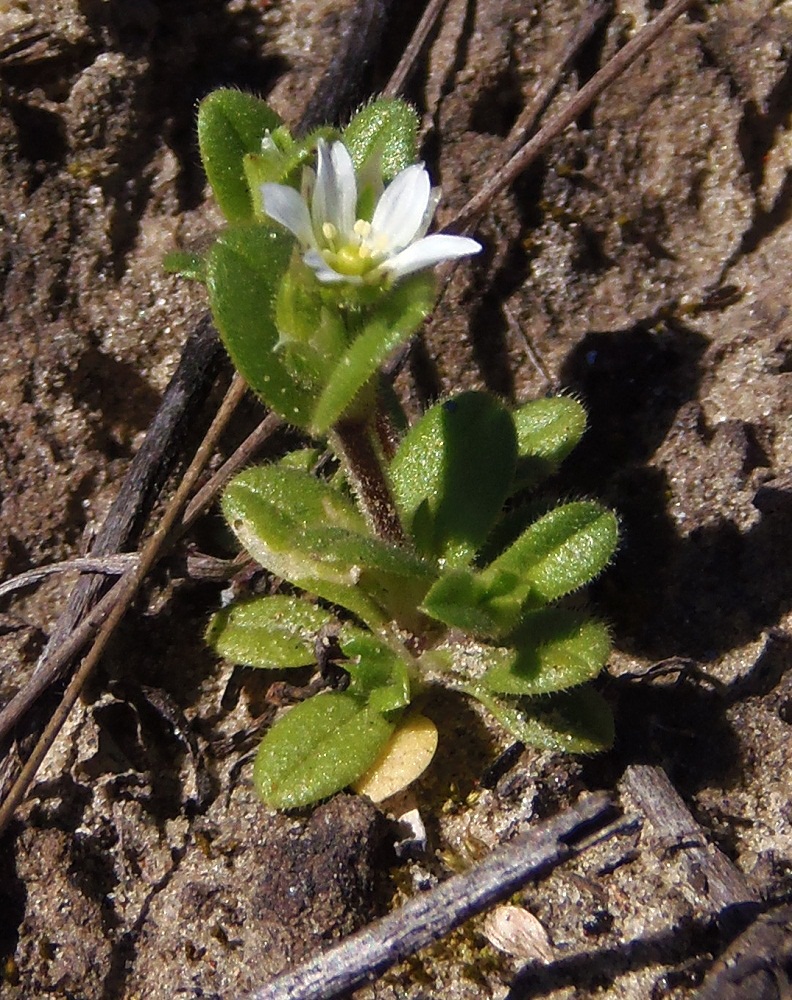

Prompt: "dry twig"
[247,793,619,1000]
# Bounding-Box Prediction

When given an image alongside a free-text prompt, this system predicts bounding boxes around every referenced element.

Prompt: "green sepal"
[513,396,586,491]
[243,124,337,198]
[206,222,314,427]
[484,501,619,606]
[465,684,614,754]
[274,262,349,392]
[310,273,436,434]
[339,630,412,713]
[253,691,396,808]
[342,98,419,180]
[206,595,336,668]
[198,89,283,222]
[163,251,206,282]
[479,611,611,696]
[390,392,517,565]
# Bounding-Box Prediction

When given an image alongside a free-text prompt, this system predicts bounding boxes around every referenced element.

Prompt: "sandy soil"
[1,0,791,997]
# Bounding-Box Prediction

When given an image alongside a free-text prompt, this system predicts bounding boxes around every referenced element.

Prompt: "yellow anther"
[322,222,338,242]
[353,219,372,239]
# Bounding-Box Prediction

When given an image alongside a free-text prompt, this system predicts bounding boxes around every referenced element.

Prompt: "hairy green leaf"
[466,684,614,754]
[390,392,517,565]
[342,98,419,180]
[480,611,611,695]
[198,89,282,222]
[485,502,619,605]
[253,692,395,808]
[206,223,314,427]
[206,595,336,668]
[513,396,587,490]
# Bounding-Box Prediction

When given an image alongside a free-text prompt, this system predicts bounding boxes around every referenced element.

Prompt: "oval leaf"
[513,396,586,491]
[206,595,336,668]
[353,713,438,802]
[198,89,282,222]
[342,98,419,180]
[485,502,618,605]
[206,223,314,426]
[391,391,517,565]
[466,684,614,754]
[481,611,611,695]
[253,692,395,808]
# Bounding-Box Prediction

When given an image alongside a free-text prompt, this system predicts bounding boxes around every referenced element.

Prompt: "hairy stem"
[331,419,407,547]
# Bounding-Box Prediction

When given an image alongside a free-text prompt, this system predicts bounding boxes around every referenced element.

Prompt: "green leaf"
[206,222,315,427]
[342,98,419,180]
[253,692,395,808]
[480,611,611,695]
[466,684,614,754]
[163,251,206,282]
[390,392,517,565]
[484,502,619,606]
[421,568,521,636]
[310,273,435,433]
[206,595,336,668]
[198,89,282,222]
[223,465,436,628]
[339,631,412,713]
[513,396,586,490]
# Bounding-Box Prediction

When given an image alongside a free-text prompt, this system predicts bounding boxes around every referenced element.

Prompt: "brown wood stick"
[621,764,759,911]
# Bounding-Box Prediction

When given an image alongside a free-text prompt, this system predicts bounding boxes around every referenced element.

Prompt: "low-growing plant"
[169,90,618,808]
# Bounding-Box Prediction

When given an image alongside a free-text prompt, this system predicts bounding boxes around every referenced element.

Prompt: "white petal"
[261,183,314,247]
[414,187,441,241]
[371,164,430,251]
[303,249,361,284]
[312,140,357,239]
[383,234,482,280]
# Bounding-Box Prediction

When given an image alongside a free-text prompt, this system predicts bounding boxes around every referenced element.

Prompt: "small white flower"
[261,139,481,285]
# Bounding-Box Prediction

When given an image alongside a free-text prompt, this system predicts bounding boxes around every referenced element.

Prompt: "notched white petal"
[261,183,314,246]
[311,139,334,234]
[384,233,482,280]
[329,141,357,235]
[371,164,430,250]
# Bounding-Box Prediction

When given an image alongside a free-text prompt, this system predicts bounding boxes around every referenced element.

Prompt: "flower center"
[320,219,390,278]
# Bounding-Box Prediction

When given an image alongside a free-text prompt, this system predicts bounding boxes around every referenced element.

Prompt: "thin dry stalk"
[0,376,248,836]
[449,0,695,231]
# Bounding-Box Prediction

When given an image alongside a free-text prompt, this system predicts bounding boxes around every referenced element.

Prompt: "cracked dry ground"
[1,1,792,997]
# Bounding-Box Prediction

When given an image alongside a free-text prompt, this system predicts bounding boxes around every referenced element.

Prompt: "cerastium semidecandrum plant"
[168,91,618,808]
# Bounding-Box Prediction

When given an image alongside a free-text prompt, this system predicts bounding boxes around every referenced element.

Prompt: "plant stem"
[331,419,407,547]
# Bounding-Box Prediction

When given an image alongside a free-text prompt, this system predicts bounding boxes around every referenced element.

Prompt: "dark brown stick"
[247,793,619,1000]
[0,377,248,836]
[381,0,451,99]
[620,765,759,911]
[0,317,223,746]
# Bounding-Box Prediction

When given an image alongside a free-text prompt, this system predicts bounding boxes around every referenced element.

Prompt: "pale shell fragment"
[353,714,438,802]
[482,905,554,962]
